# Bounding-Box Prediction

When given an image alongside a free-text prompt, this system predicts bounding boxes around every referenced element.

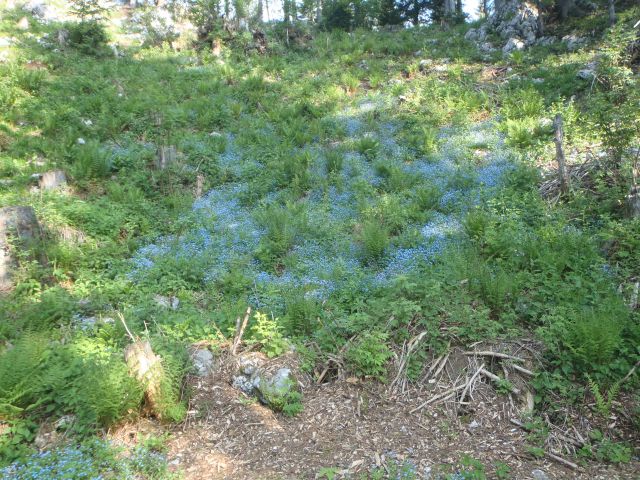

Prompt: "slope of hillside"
[0,2,638,478]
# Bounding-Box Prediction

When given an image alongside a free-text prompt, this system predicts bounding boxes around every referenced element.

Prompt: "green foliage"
[354,135,380,160]
[325,148,344,175]
[458,455,486,479]
[66,20,110,56]
[345,331,392,380]
[0,333,49,416]
[587,374,621,418]
[1,438,178,478]
[248,312,289,358]
[70,0,108,21]
[1,4,639,469]
[359,221,389,264]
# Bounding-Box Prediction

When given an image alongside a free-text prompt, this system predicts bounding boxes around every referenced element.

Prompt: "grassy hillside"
[0,2,638,478]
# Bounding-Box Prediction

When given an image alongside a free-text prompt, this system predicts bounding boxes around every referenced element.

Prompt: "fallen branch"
[459,363,485,404]
[410,383,467,413]
[463,351,524,362]
[479,368,521,395]
[546,451,579,470]
[510,418,584,448]
[511,364,535,376]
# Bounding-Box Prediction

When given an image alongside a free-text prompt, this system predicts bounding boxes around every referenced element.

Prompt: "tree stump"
[0,206,40,291]
[124,340,165,418]
[38,170,67,191]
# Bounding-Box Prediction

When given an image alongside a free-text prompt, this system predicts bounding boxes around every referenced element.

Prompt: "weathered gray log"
[0,206,40,291]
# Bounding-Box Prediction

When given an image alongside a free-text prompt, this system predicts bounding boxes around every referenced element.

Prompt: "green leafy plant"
[587,375,621,418]
[345,331,392,380]
[248,312,289,358]
[359,221,389,264]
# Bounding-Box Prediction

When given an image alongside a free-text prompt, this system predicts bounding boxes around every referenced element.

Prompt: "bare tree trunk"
[553,114,570,194]
[608,0,616,26]
[444,0,455,18]
[559,0,573,21]
[534,0,545,35]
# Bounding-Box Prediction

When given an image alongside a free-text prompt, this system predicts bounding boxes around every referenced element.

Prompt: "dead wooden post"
[0,206,41,292]
[194,174,205,198]
[553,114,569,194]
[155,145,177,170]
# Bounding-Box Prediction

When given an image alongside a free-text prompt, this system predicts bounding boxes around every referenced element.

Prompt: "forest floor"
[113,350,640,479]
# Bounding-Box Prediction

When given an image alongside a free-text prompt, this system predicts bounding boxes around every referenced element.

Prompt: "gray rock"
[577,62,596,80]
[191,348,214,376]
[465,28,479,42]
[232,374,254,395]
[466,26,488,43]
[531,469,549,480]
[254,368,296,407]
[237,353,265,376]
[577,68,595,80]
[38,170,67,190]
[536,36,556,46]
[0,37,13,48]
[154,294,179,310]
[23,1,59,22]
[563,34,586,51]
[488,0,542,46]
[418,59,432,72]
[479,42,496,53]
[503,37,525,54]
[17,17,30,31]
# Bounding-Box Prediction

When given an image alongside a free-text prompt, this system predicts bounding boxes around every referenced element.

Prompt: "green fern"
[587,374,621,418]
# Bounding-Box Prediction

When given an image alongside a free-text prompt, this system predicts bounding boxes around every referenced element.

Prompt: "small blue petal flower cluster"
[129,99,515,312]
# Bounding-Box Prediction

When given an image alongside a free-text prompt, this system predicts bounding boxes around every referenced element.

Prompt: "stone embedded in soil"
[531,469,549,480]
[191,348,214,376]
[254,368,296,407]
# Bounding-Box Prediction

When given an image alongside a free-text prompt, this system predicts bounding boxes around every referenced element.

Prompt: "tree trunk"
[559,0,572,21]
[444,0,455,17]
[608,0,616,26]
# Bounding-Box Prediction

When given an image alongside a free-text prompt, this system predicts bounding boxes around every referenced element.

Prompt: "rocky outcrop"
[467,1,543,55]
[489,1,542,46]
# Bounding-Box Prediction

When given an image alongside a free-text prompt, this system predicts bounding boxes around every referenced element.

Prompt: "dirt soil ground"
[122,347,640,480]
